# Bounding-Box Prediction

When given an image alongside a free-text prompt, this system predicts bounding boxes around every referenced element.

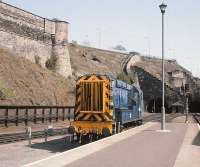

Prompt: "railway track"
[143,113,182,123]
[0,128,68,145]
[192,113,200,125]
[0,113,183,145]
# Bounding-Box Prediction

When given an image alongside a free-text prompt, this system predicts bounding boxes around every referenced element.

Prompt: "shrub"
[117,73,134,85]
[0,83,15,100]
[45,55,57,71]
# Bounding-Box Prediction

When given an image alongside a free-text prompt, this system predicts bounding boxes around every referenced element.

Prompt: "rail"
[193,113,200,125]
[0,106,75,127]
[0,127,68,145]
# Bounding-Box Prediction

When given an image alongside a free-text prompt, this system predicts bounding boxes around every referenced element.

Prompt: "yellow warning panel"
[71,121,113,135]
[75,75,113,122]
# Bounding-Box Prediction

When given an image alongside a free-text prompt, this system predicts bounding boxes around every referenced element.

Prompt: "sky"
[4,0,200,77]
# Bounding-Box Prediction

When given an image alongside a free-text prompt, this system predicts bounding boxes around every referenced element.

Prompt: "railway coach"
[70,74,143,139]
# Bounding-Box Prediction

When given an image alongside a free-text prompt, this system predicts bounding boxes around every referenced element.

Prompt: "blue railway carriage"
[71,74,144,138]
[113,79,143,127]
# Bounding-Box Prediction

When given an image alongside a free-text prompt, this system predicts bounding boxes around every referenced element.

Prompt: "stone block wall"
[0,2,72,77]
[0,2,54,34]
[0,30,52,68]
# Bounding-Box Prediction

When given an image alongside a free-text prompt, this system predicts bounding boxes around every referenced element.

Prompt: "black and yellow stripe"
[74,75,113,122]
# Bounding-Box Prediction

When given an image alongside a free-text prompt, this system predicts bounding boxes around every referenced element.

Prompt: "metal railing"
[0,106,75,127]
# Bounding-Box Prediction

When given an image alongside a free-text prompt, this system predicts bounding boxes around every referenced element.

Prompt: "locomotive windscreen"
[80,82,103,112]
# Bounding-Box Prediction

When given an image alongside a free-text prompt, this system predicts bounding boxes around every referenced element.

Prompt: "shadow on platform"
[192,131,200,146]
[28,137,81,153]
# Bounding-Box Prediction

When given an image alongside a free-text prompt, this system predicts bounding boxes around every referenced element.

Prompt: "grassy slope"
[0,49,75,105]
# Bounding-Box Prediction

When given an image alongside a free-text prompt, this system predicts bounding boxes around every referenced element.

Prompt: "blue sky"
[4,0,200,77]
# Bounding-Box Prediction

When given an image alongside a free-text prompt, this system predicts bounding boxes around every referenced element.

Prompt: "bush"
[117,73,134,85]
[45,55,57,71]
[0,83,15,100]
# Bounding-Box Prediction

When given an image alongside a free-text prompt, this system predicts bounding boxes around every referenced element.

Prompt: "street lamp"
[184,84,190,123]
[159,2,167,130]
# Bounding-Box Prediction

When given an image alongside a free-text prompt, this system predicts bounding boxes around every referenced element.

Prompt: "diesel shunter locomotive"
[70,74,143,139]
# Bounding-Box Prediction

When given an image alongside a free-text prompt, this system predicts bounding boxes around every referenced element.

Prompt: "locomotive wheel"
[89,133,98,142]
[80,134,90,144]
[76,132,80,142]
[102,127,111,138]
[139,120,143,125]
[136,120,143,126]
[92,133,98,141]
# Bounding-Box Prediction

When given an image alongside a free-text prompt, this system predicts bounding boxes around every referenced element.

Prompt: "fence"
[0,106,75,127]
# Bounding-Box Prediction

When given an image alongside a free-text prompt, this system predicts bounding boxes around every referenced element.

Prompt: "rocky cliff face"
[68,43,129,77]
[0,49,75,106]
[0,43,199,108]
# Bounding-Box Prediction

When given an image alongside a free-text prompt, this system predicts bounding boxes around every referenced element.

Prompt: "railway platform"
[23,121,200,167]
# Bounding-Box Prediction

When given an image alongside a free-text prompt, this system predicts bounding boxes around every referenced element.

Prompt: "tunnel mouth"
[147,98,170,113]
[189,101,200,113]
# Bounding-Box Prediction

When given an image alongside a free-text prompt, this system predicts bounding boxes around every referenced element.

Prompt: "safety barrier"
[0,106,75,127]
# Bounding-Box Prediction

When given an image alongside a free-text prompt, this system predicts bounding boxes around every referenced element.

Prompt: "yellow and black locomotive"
[70,74,143,140]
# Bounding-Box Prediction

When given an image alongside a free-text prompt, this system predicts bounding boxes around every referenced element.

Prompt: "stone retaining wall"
[0,2,72,78]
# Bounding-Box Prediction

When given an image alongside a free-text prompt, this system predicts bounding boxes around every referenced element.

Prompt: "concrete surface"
[1,114,199,167]
[23,122,155,167]
[0,113,156,167]
[63,123,187,167]
[173,123,200,167]
[23,122,199,167]
[0,135,80,167]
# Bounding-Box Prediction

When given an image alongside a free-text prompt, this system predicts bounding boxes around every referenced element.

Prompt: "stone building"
[168,70,186,92]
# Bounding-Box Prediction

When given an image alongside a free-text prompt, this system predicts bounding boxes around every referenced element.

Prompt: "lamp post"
[185,84,190,123]
[159,2,167,130]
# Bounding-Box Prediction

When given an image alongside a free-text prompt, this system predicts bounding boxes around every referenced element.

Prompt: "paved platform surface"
[1,114,199,167]
[64,123,187,167]
[0,135,80,167]
[23,122,155,167]
[23,121,200,167]
[174,123,200,167]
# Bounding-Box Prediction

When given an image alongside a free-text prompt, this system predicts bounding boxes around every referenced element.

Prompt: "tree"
[117,73,134,84]
[112,44,127,51]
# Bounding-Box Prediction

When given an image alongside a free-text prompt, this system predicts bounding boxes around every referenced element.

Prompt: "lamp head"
[159,3,167,14]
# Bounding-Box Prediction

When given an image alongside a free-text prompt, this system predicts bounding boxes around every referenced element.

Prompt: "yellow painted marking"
[80,111,102,114]
[76,113,85,120]
[82,114,92,121]
[93,114,102,121]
